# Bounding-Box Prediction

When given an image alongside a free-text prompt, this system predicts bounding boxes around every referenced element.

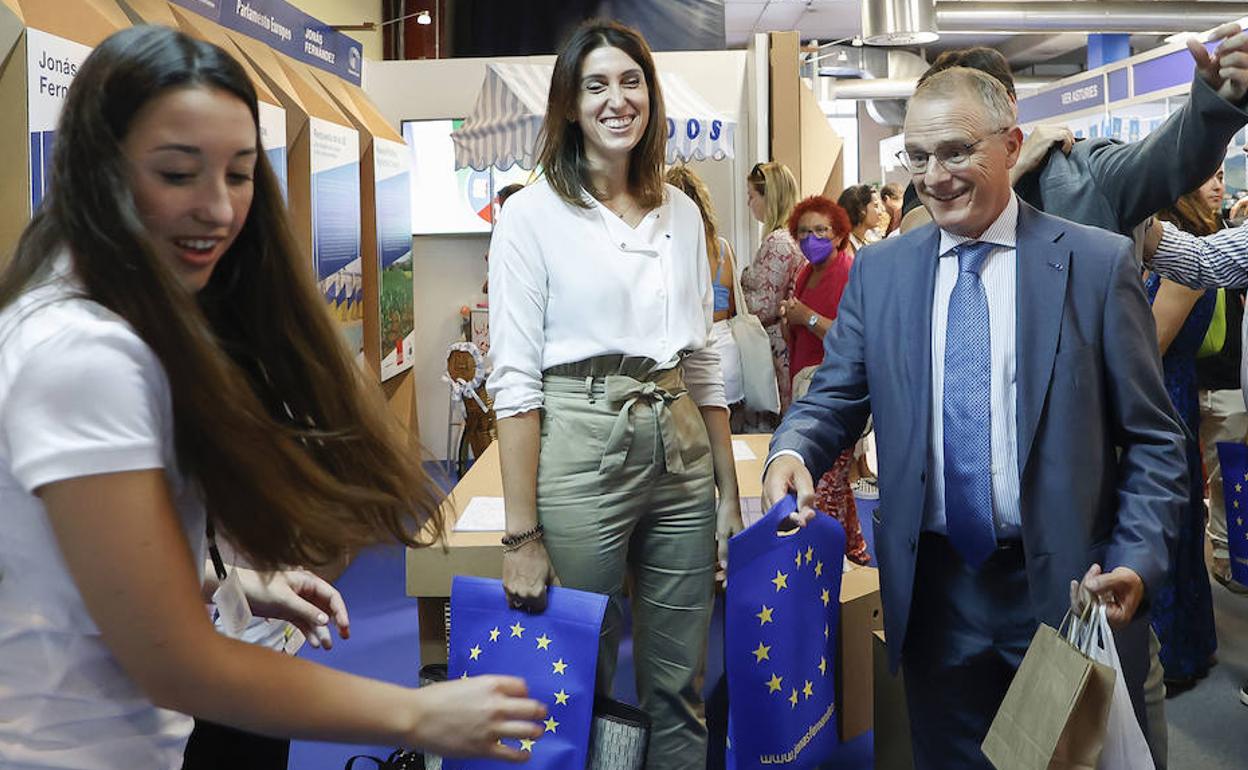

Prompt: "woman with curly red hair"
[780,196,869,564]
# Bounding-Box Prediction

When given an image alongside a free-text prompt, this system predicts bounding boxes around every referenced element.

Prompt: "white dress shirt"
[925,194,1022,537]
[487,178,726,419]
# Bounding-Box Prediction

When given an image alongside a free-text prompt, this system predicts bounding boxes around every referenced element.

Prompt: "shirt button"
[620,242,627,249]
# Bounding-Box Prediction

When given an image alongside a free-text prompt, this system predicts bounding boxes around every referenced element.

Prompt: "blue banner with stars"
[445,576,607,770]
[1216,442,1248,585]
[725,495,846,769]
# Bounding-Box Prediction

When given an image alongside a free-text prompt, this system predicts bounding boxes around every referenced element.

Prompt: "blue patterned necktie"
[943,241,997,567]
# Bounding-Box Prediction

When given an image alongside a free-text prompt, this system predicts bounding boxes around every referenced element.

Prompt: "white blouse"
[487,178,726,419]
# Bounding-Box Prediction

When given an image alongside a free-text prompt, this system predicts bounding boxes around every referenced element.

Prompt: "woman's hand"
[715,492,744,586]
[783,298,812,327]
[406,676,546,760]
[502,539,560,613]
[237,568,349,649]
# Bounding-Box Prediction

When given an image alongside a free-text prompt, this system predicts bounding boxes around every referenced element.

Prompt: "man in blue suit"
[763,67,1187,768]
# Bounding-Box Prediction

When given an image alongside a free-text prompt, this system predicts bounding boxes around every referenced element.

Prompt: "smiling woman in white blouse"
[486,20,742,769]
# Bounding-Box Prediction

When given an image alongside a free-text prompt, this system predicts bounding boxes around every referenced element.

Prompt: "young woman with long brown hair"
[0,26,543,768]
[488,20,741,769]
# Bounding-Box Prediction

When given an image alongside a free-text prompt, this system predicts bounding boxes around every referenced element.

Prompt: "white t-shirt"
[0,258,205,769]
[487,179,726,419]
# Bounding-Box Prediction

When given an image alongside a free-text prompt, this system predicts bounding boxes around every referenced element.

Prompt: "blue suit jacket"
[771,202,1186,672]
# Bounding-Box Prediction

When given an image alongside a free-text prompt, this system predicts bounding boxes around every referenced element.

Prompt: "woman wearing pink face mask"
[780,196,869,564]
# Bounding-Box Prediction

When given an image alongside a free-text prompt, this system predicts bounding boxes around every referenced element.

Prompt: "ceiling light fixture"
[416,10,432,25]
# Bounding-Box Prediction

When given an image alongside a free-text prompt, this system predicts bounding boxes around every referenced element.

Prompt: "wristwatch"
[806,313,819,329]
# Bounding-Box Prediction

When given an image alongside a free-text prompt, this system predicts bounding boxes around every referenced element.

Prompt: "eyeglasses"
[895,127,1011,175]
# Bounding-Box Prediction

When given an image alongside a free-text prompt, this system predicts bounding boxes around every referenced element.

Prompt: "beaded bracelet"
[501,524,545,552]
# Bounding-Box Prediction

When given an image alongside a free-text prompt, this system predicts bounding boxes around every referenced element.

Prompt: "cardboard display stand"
[0,0,132,255]
[228,30,363,363]
[312,69,415,382]
[838,564,885,742]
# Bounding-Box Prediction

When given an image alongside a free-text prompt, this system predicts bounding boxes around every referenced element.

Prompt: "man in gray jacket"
[900,25,1248,248]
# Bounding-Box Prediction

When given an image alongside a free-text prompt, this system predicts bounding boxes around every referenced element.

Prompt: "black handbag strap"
[344,749,423,770]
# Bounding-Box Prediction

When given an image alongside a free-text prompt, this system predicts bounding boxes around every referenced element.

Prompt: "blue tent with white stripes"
[450,62,736,171]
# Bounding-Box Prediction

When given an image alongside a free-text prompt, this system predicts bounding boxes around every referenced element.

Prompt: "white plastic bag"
[1072,604,1155,770]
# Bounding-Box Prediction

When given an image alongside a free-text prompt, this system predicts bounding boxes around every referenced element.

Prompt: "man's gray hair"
[911,66,1017,129]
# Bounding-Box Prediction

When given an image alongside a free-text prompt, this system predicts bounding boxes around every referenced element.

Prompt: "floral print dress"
[740,228,803,412]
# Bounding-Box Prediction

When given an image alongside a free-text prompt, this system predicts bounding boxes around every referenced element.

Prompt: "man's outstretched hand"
[1192,23,1248,104]
[761,454,817,527]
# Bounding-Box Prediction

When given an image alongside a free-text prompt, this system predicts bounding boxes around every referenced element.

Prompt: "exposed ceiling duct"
[932,2,1248,34]
[813,44,891,79]
[863,0,939,45]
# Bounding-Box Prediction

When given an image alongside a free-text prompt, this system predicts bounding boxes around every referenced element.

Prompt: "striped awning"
[451,62,736,171]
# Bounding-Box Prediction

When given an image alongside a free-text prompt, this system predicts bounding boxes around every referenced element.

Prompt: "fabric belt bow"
[599,374,687,476]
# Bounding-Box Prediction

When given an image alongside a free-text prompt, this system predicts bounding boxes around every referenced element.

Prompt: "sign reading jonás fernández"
[26,29,93,213]
[170,0,363,85]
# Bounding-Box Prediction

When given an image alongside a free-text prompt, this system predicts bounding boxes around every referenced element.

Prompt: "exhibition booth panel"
[0,0,132,253]
[230,31,365,364]
[314,69,416,383]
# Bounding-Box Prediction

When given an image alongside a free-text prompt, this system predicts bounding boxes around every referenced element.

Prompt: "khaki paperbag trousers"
[538,355,717,770]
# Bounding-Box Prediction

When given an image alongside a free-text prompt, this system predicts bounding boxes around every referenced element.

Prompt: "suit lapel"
[1015,203,1069,476]
[903,226,942,407]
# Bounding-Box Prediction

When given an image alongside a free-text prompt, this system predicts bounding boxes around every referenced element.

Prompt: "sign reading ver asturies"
[1017,74,1104,124]
[169,0,363,85]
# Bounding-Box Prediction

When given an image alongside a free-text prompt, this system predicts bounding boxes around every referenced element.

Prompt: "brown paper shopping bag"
[981,620,1115,770]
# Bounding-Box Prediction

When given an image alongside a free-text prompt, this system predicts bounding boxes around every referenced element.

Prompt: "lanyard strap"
[206,518,229,582]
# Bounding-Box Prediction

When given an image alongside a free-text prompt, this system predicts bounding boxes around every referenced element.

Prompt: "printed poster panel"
[373,137,414,381]
[27,30,93,214]
[259,100,288,201]
[309,117,362,360]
